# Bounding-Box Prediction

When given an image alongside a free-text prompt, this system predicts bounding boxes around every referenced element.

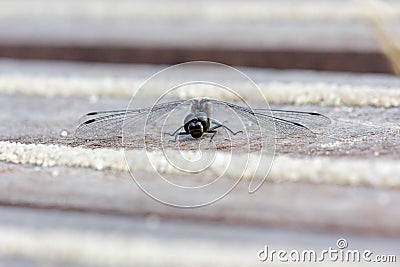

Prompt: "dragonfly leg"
[209,121,243,136]
[164,125,184,137]
[164,126,189,143]
[163,125,190,142]
[164,125,184,136]
[171,132,190,142]
[208,130,218,141]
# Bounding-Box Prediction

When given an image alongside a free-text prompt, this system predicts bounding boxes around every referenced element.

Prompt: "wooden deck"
[0,60,399,266]
[0,0,400,265]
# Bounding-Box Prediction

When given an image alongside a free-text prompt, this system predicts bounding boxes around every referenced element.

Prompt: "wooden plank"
[0,44,392,73]
[0,0,397,73]
[0,162,400,237]
[0,206,398,267]
[0,93,399,159]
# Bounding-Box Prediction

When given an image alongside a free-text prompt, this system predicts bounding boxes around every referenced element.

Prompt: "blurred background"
[0,1,400,267]
[0,0,399,74]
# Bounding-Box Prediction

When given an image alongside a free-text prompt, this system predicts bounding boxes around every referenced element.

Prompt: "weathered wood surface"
[0,61,399,266]
[0,206,398,267]
[1,162,400,236]
[1,94,399,159]
[0,0,399,72]
[1,162,399,266]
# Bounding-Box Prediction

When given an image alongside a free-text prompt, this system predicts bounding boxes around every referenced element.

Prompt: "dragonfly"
[75,98,331,141]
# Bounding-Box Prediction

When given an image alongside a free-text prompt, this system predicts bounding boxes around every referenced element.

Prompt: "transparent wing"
[206,99,330,137]
[75,98,331,140]
[75,100,187,139]
[265,109,331,128]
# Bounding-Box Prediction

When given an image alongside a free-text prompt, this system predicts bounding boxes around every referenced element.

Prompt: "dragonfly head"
[187,120,204,138]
